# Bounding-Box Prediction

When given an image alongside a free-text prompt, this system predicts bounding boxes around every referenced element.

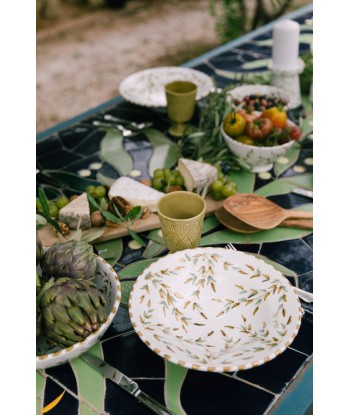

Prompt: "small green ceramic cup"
[157,191,206,253]
[165,81,197,137]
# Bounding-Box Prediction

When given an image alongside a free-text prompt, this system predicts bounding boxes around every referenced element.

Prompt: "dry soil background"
[36,0,221,133]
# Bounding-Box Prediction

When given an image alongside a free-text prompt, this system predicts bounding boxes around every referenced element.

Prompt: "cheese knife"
[80,354,175,415]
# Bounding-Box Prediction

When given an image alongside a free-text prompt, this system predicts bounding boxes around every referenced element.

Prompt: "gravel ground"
[36,0,221,133]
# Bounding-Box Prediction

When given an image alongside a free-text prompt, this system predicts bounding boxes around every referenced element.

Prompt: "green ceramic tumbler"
[157,191,206,253]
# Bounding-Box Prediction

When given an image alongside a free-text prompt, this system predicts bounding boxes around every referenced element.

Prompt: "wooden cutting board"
[37,196,224,247]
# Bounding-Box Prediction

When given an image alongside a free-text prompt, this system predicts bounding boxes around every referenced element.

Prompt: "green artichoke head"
[39,277,107,347]
[36,301,42,338]
[40,240,97,282]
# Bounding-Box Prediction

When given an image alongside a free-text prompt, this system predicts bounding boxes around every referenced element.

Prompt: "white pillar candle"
[272,19,300,71]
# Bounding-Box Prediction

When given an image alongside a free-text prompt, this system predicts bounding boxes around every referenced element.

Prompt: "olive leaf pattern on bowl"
[129,247,302,372]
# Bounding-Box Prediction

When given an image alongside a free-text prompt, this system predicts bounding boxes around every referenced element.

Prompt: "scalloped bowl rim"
[36,255,121,369]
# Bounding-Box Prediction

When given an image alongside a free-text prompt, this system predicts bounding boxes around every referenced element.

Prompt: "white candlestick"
[272,19,300,71]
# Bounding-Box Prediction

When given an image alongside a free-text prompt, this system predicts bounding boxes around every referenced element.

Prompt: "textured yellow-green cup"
[157,191,206,252]
[165,81,197,137]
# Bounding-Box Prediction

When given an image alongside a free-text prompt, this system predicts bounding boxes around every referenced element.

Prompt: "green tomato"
[55,196,70,210]
[86,185,96,196]
[152,177,165,190]
[212,191,223,201]
[48,203,59,219]
[221,183,236,198]
[153,168,164,179]
[211,180,224,193]
[94,185,107,198]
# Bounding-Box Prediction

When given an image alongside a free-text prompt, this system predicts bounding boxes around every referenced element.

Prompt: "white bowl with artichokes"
[36,237,121,369]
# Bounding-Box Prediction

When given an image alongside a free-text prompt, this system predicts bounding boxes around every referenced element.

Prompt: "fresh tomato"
[223,112,246,137]
[235,134,256,146]
[290,125,302,141]
[246,118,273,140]
[237,109,258,123]
[261,107,287,129]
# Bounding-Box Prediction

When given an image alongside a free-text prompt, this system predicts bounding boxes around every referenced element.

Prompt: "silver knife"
[80,354,175,415]
[292,188,313,198]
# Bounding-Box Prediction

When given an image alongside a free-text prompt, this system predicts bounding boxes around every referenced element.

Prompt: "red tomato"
[261,107,287,129]
[290,125,302,141]
[237,109,258,123]
[246,118,273,140]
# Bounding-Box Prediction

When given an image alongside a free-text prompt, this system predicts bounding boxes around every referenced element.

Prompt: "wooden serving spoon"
[215,207,313,234]
[223,193,313,230]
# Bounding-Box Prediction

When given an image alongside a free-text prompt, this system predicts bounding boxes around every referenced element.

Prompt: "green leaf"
[128,228,147,247]
[36,214,47,225]
[80,228,105,243]
[144,129,179,176]
[120,280,136,307]
[300,114,313,140]
[142,240,167,258]
[202,215,221,234]
[124,206,142,222]
[227,169,255,193]
[119,258,158,279]
[70,229,82,241]
[164,361,188,415]
[87,193,100,211]
[38,187,50,218]
[36,209,63,236]
[274,142,301,177]
[99,128,133,176]
[255,173,313,197]
[94,239,123,266]
[39,170,100,193]
[215,69,271,83]
[199,226,312,245]
[101,210,123,224]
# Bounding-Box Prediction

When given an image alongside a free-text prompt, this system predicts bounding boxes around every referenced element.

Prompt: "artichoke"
[36,272,42,296]
[36,235,44,265]
[39,278,107,347]
[40,240,97,282]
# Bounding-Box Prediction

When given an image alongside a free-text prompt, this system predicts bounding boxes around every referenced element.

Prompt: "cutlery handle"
[136,390,175,415]
[284,210,313,220]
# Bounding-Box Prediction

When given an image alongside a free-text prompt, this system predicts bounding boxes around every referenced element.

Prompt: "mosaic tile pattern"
[36,6,313,415]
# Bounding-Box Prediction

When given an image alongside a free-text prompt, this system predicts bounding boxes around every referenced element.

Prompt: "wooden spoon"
[215,207,313,234]
[223,193,313,230]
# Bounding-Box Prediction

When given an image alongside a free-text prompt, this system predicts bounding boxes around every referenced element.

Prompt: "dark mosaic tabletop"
[36,4,313,415]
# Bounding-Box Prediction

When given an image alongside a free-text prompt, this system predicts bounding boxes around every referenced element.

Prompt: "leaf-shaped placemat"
[255,173,313,197]
[164,361,188,415]
[99,128,133,176]
[227,169,255,193]
[148,228,164,245]
[80,228,106,243]
[202,215,221,234]
[118,258,158,279]
[301,95,313,115]
[215,68,271,83]
[96,171,117,187]
[247,253,297,277]
[120,280,135,307]
[71,342,105,414]
[241,58,270,69]
[143,129,179,177]
[94,238,123,266]
[36,371,46,415]
[40,170,100,193]
[274,142,301,177]
[300,114,313,139]
[142,240,167,259]
[200,225,312,245]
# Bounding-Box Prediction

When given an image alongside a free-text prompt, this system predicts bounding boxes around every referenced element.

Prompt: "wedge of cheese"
[178,158,217,197]
[108,177,165,212]
[58,192,91,229]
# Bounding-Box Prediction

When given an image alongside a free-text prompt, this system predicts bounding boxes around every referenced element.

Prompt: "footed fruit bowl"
[36,255,121,369]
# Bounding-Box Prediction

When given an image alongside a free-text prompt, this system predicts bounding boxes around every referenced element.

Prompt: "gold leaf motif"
[210,282,216,292]
[184,300,191,309]
[147,299,151,307]
[239,270,248,274]
[235,284,244,290]
[246,264,255,271]
[253,307,259,315]
[286,316,292,325]
[220,330,227,336]
[207,331,214,336]
[200,312,208,319]
[264,292,270,301]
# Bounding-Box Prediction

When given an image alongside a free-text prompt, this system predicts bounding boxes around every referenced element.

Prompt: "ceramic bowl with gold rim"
[129,247,302,372]
[36,255,121,369]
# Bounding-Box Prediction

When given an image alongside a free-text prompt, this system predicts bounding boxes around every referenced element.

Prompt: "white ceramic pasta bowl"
[227,84,290,109]
[129,247,302,372]
[36,255,121,369]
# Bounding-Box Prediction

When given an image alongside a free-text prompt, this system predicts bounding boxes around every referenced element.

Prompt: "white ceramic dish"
[221,116,296,173]
[227,84,290,109]
[119,66,214,107]
[36,255,121,369]
[129,247,302,372]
